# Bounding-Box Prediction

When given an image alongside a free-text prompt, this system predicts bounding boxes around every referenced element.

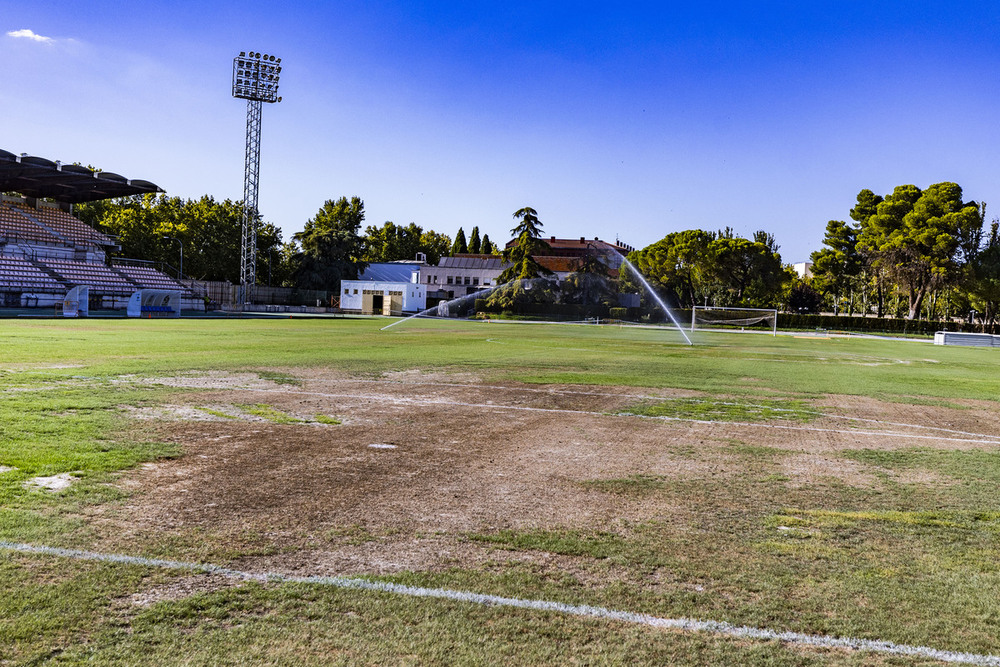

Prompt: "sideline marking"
[131,375,1000,444]
[1,541,998,666]
[349,379,1000,443]
[236,387,1000,447]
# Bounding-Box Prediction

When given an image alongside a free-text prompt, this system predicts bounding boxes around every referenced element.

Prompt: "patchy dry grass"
[616,396,816,422]
[4,319,1000,664]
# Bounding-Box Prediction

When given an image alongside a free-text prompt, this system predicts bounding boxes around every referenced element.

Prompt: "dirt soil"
[97,370,1000,579]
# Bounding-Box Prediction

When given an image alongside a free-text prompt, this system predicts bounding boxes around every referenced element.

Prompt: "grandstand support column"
[239,98,262,306]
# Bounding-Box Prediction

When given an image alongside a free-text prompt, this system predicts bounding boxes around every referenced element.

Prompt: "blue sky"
[4,1,1000,263]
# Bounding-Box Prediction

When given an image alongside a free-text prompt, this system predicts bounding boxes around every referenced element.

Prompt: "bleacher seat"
[1,198,193,309]
[0,256,65,291]
[10,204,116,247]
[0,205,64,245]
[39,258,135,294]
[113,264,186,291]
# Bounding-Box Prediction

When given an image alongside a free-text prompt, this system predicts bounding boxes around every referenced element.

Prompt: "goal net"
[691,306,777,336]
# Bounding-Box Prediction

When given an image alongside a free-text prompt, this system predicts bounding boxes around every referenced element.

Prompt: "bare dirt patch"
[779,454,879,488]
[97,370,1000,582]
[124,573,251,608]
[24,473,77,492]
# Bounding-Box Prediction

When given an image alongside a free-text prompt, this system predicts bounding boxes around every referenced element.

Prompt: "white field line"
[1,541,997,666]
[340,379,1000,443]
[134,376,1000,443]
[234,387,1000,447]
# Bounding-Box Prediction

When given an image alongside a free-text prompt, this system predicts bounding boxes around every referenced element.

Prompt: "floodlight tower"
[232,50,282,306]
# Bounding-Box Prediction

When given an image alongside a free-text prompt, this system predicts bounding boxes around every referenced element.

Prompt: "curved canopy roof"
[0,149,164,203]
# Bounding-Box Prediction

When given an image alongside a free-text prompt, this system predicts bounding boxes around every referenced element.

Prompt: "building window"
[447,276,453,285]
[434,276,439,283]
[353,289,358,295]
[464,277,470,285]
[473,277,479,286]
[344,288,349,295]
[426,276,431,284]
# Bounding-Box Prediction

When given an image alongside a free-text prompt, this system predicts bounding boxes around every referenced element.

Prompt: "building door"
[371,294,384,314]
[386,295,402,315]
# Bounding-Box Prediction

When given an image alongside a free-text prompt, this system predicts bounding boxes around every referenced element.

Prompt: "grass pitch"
[2,317,1000,665]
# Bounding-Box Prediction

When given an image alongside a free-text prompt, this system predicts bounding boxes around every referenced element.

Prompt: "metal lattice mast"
[239,99,262,305]
[232,51,282,307]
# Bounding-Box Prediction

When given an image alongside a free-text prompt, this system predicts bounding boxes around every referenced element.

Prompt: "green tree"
[810,220,861,315]
[561,251,617,306]
[77,194,281,283]
[468,226,481,254]
[855,182,983,319]
[624,229,716,309]
[363,221,425,263]
[292,197,367,290]
[497,207,553,285]
[451,227,468,255]
[709,236,786,306]
[488,207,555,310]
[481,234,495,255]
[966,221,1000,331]
[511,207,544,239]
[419,230,452,265]
[785,278,824,314]
[266,240,299,287]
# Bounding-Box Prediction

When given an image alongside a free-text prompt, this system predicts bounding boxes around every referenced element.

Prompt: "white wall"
[341,280,427,313]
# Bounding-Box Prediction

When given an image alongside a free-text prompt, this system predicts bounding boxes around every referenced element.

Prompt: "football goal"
[690,306,777,336]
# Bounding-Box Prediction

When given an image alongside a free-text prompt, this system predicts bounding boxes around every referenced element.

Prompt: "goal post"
[691,305,777,336]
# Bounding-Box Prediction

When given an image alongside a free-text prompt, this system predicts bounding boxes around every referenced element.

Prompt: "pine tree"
[497,207,552,284]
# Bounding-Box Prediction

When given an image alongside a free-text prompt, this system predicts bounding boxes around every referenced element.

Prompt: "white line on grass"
[1,541,997,666]
[133,380,1000,444]
[347,379,1000,443]
[238,387,1000,446]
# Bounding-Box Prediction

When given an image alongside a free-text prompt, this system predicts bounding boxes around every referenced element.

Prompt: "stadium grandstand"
[0,149,203,313]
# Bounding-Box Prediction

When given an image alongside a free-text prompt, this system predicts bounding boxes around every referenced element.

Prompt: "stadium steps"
[7,206,74,246]
[26,258,70,287]
[107,265,146,290]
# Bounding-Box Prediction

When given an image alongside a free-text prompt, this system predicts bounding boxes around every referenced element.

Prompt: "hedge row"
[775,313,971,335]
[474,300,615,320]
[469,300,976,334]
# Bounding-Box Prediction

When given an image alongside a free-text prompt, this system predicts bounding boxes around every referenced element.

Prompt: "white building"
[793,262,813,279]
[420,255,504,300]
[340,262,427,315]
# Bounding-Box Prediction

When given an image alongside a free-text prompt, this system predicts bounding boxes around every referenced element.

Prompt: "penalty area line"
[1,541,999,665]
[241,387,1000,447]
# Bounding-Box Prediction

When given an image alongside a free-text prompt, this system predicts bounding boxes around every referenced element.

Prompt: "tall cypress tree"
[469,226,481,254]
[451,227,468,255]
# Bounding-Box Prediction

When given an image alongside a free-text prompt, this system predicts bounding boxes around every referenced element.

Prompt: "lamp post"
[163,236,183,280]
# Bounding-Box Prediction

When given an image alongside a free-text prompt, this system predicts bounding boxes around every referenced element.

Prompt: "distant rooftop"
[504,236,635,255]
[438,255,503,269]
[358,263,418,282]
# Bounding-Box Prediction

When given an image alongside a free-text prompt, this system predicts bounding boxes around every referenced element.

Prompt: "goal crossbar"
[691,306,777,336]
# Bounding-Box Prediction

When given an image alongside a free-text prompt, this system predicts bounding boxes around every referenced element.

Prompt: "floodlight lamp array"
[232,50,282,103]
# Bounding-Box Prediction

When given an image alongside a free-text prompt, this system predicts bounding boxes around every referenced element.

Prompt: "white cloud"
[7,29,54,44]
